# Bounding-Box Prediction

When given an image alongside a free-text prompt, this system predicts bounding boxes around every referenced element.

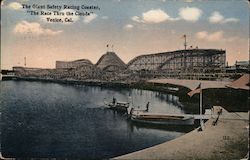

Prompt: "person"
[129,108,134,115]
[146,102,150,112]
[113,97,116,105]
[218,108,223,115]
[213,108,222,126]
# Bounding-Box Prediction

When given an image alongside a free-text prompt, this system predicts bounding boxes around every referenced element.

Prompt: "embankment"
[114,107,249,160]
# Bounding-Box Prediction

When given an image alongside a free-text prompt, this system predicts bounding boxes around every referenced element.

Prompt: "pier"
[148,78,231,90]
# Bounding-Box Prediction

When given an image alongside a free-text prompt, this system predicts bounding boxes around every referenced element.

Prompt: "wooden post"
[200,84,205,130]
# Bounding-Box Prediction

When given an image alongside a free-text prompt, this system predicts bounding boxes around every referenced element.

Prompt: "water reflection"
[155,92,184,109]
[127,120,197,133]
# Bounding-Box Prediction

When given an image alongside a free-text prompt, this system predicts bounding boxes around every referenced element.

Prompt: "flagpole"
[200,83,204,130]
[187,82,204,130]
[200,85,202,117]
[184,34,187,50]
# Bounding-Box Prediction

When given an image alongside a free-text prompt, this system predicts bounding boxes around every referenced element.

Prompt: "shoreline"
[114,107,249,160]
[3,77,191,96]
[2,77,249,112]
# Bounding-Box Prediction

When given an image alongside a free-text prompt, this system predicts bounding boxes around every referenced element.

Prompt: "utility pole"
[183,34,187,50]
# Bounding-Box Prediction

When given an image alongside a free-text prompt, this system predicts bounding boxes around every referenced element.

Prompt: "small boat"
[104,99,130,112]
[130,110,194,125]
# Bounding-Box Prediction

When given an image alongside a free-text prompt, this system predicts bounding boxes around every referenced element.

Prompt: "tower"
[183,34,187,50]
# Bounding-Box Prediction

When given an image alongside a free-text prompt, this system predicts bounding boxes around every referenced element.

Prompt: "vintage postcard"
[0,0,249,159]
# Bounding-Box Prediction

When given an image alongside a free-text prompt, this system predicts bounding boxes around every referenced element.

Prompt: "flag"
[188,83,201,97]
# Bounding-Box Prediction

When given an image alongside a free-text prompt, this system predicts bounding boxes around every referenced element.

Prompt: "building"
[13,66,52,78]
[235,61,249,70]
[56,59,93,69]
[128,49,226,73]
[226,60,249,73]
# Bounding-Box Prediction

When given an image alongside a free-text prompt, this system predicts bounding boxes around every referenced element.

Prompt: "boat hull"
[104,101,129,112]
[108,104,128,112]
[131,113,195,125]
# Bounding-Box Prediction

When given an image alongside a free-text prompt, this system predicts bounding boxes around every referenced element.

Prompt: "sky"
[1,0,249,69]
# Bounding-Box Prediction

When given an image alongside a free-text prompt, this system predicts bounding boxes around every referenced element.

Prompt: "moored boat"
[104,98,130,112]
[131,110,194,125]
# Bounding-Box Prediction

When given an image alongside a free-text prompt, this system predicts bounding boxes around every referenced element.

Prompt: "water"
[0,81,195,159]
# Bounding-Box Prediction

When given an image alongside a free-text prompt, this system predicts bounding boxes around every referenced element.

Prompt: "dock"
[130,107,223,120]
[114,106,249,160]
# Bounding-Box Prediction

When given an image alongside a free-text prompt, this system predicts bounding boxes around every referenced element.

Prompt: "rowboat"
[130,110,194,125]
[104,99,129,112]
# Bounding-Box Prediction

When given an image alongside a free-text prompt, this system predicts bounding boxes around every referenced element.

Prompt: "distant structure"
[226,60,249,73]
[56,59,93,69]
[128,49,226,73]
[11,49,236,81]
[183,34,187,50]
[106,44,115,52]
[235,60,249,69]
[96,52,127,71]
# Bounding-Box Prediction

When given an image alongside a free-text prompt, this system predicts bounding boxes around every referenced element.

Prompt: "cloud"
[196,31,208,39]
[40,9,79,24]
[14,21,63,36]
[131,16,143,23]
[124,24,134,30]
[208,12,223,23]
[131,7,203,24]
[84,13,98,23]
[8,2,22,10]
[179,7,202,22]
[142,9,170,23]
[1,0,5,6]
[223,18,239,23]
[196,31,223,41]
[132,9,178,24]
[196,31,237,42]
[209,11,239,24]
